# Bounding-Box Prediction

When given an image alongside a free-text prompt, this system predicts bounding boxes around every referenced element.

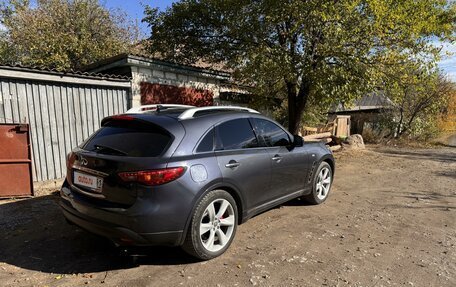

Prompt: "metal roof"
[0,63,131,81]
[330,92,394,113]
[84,53,231,79]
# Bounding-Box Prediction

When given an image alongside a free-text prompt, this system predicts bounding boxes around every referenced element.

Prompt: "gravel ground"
[0,146,455,287]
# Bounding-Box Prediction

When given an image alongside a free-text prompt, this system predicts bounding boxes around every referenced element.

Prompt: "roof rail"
[126,104,194,114]
[178,106,260,120]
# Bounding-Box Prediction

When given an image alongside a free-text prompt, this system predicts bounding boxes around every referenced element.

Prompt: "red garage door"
[140,83,214,107]
[0,124,33,198]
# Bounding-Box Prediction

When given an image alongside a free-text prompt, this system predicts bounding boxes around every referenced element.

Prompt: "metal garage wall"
[0,70,130,181]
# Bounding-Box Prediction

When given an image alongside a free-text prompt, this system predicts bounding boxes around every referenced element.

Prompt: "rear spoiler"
[100,115,137,126]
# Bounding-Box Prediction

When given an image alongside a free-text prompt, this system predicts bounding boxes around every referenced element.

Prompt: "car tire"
[303,161,333,205]
[182,189,238,260]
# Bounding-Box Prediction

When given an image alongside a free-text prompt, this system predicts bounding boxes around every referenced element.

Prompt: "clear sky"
[102,1,174,35]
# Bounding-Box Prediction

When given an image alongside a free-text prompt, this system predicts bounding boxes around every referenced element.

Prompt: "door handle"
[225,160,240,168]
[272,155,282,162]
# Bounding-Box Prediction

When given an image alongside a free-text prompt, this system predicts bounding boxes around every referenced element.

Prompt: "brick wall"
[140,83,213,106]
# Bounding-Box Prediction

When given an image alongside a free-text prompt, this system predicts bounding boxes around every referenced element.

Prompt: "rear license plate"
[74,171,103,190]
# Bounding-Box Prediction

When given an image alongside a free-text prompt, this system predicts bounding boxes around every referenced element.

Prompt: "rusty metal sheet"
[0,123,33,197]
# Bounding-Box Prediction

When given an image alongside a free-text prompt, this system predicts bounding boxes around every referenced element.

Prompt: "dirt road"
[0,146,455,287]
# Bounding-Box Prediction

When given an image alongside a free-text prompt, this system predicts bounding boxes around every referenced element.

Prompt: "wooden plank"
[60,86,73,154]
[84,87,94,136]
[90,87,99,131]
[67,86,78,148]
[16,81,28,123]
[305,138,332,143]
[9,81,21,123]
[118,89,124,113]
[122,89,128,112]
[114,89,121,115]
[1,81,13,123]
[335,116,350,137]
[303,132,332,140]
[30,83,44,181]
[53,84,66,178]
[303,126,318,132]
[0,81,5,123]
[39,83,54,180]
[95,88,103,127]
[101,89,108,119]
[25,82,40,181]
[329,145,342,152]
[73,87,84,144]
[96,88,103,123]
[107,89,113,116]
[121,89,128,112]
[46,85,59,179]
[111,88,117,115]
[79,87,90,141]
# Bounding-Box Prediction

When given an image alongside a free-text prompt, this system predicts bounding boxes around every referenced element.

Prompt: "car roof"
[101,107,292,157]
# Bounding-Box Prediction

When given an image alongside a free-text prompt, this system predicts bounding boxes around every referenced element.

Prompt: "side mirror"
[293,135,304,147]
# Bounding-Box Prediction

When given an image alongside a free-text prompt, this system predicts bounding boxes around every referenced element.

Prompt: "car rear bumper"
[60,201,183,246]
[60,181,186,246]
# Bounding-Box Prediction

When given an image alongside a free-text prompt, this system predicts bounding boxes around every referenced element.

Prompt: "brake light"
[111,115,135,121]
[118,167,185,186]
[101,115,135,125]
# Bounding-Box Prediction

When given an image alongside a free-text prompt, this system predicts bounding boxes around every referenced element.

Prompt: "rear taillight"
[66,152,76,182]
[118,167,185,186]
[67,152,76,168]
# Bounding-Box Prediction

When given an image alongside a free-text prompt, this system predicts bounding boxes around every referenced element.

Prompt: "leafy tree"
[383,65,454,139]
[0,0,141,70]
[437,88,456,133]
[143,0,455,133]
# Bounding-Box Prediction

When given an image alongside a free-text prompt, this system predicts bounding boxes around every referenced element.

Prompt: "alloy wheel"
[199,199,235,252]
[316,167,331,200]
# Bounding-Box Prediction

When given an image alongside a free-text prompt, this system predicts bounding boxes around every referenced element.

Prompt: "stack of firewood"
[300,131,342,152]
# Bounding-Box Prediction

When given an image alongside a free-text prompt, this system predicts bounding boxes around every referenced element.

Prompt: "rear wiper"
[93,144,127,156]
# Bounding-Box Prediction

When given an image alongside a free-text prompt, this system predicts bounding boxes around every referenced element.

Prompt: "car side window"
[215,118,258,150]
[253,118,291,147]
[196,128,214,153]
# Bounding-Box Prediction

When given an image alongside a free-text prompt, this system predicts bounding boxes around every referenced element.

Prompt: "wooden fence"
[0,67,131,181]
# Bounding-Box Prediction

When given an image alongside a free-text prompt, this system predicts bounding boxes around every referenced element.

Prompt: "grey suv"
[60,105,335,260]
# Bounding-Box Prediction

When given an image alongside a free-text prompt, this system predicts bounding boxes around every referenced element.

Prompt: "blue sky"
[104,0,174,13]
[103,0,173,34]
[435,42,456,81]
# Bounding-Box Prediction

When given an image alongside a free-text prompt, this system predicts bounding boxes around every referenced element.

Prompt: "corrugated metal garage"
[0,65,131,181]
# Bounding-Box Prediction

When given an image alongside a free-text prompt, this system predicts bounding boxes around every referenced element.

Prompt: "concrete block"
[165,72,177,80]
[153,70,164,78]
[178,74,188,82]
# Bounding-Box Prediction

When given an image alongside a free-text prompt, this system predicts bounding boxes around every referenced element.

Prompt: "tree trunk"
[287,78,310,134]
[395,107,404,137]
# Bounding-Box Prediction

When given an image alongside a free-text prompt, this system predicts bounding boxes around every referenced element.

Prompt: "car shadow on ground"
[0,195,199,275]
[373,148,456,163]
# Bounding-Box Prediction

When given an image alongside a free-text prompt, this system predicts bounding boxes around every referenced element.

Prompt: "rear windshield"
[82,120,172,157]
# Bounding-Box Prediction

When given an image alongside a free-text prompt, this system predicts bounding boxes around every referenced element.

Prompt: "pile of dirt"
[33,179,64,196]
